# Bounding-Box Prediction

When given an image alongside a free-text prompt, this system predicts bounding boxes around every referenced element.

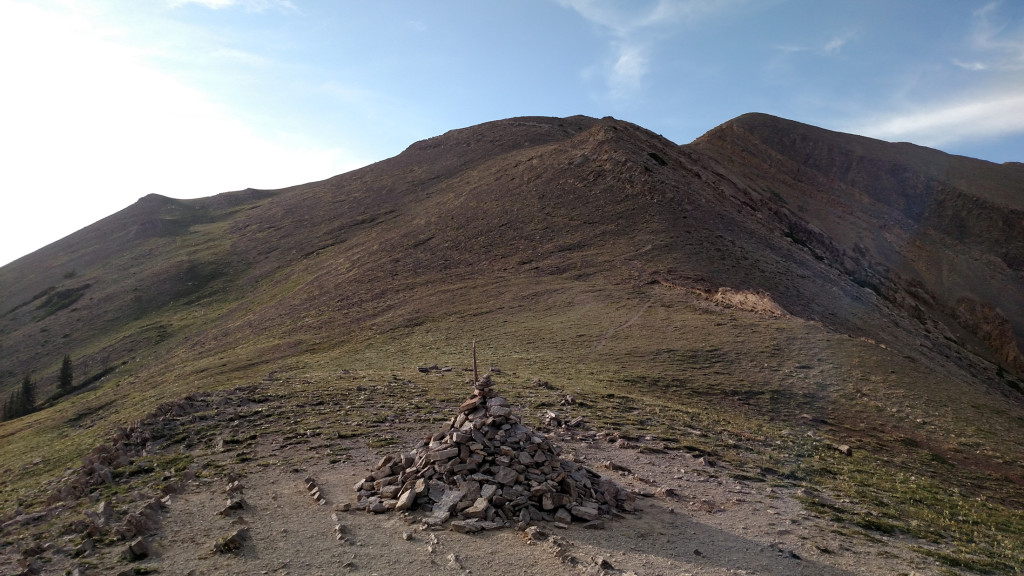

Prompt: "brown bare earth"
[1,113,1022,574]
[1,381,964,575]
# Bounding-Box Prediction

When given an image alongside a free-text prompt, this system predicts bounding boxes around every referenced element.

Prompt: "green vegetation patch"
[34,283,91,321]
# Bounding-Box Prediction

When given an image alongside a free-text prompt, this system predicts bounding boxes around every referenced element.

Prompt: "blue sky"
[1,0,1022,267]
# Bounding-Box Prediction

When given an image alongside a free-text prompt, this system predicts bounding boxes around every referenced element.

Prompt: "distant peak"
[692,112,821,143]
[135,193,180,207]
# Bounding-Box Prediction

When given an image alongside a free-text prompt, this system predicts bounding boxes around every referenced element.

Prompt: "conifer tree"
[1,392,11,421]
[20,373,35,415]
[59,354,74,392]
[3,389,24,421]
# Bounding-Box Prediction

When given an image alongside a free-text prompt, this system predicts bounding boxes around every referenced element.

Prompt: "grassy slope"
[1,115,1022,572]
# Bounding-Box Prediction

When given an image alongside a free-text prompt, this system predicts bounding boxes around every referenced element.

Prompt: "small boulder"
[462,498,490,519]
[553,508,572,524]
[450,520,483,534]
[214,527,249,553]
[570,505,599,521]
[124,537,150,561]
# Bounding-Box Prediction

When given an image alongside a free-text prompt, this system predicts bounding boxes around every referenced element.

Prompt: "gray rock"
[218,495,246,515]
[480,483,498,500]
[213,527,249,553]
[570,505,599,521]
[365,497,387,514]
[97,501,113,523]
[434,488,466,515]
[459,480,481,501]
[427,479,446,502]
[494,466,518,485]
[73,538,94,558]
[430,447,459,462]
[450,520,483,533]
[486,397,510,408]
[125,537,150,561]
[462,498,490,519]
[488,405,511,418]
[395,489,416,511]
[553,508,572,524]
[522,526,548,542]
[119,512,157,539]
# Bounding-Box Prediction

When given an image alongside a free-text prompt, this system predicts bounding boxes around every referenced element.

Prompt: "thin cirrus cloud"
[555,0,728,99]
[776,32,856,55]
[556,0,689,35]
[963,2,1024,71]
[953,59,989,71]
[167,0,296,11]
[851,93,1024,148]
[854,3,1024,149]
[823,33,854,54]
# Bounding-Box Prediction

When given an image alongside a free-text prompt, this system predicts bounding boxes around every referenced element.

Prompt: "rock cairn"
[353,374,635,532]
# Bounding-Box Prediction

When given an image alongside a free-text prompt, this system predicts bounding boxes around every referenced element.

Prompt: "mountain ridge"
[2,112,1022,399]
[2,112,1023,573]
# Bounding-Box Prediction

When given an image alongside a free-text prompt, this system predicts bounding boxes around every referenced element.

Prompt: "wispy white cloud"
[958,2,1024,71]
[169,0,235,8]
[556,0,700,36]
[774,31,855,56]
[774,44,807,54]
[555,0,735,99]
[609,42,649,99]
[168,0,296,12]
[953,59,989,71]
[823,33,853,54]
[850,92,1024,147]
[845,3,1024,152]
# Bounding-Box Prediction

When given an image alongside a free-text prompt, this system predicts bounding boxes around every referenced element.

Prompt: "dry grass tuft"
[709,287,787,317]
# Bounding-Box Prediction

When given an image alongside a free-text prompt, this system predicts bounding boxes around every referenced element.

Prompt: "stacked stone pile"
[353,374,635,531]
[48,394,211,504]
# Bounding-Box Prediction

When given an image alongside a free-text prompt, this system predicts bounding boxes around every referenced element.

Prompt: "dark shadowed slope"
[691,113,1024,374]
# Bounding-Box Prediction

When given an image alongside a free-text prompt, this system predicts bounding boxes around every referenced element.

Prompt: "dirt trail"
[0,384,951,576]
[587,299,654,359]
[146,435,938,576]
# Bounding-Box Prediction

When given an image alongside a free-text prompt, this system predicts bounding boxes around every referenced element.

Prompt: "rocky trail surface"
[2,379,954,575]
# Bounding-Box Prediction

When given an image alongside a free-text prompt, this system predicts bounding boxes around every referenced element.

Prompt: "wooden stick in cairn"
[472,339,478,384]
